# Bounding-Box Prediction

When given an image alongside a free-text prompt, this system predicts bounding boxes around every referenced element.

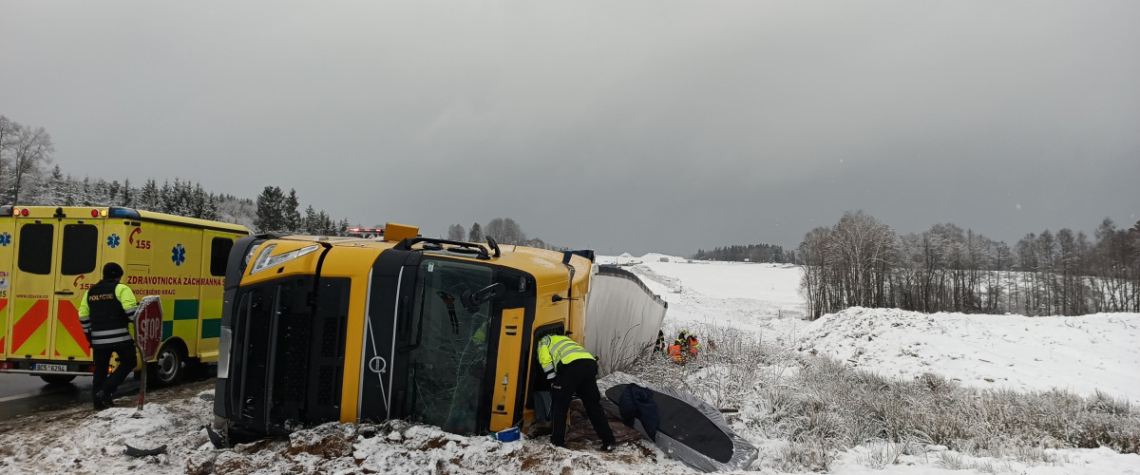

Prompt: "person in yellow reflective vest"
[537,333,616,451]
[78,262,139,410]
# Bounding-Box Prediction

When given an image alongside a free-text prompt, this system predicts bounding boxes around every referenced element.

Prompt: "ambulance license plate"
[34,364,68,372]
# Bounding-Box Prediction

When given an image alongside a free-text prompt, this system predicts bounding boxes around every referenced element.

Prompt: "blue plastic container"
[495,427,521,442]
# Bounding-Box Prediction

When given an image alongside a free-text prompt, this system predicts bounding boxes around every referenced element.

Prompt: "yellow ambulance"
[0,205,249,385]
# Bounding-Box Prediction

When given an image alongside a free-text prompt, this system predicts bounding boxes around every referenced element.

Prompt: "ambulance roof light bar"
[107,207,142,219]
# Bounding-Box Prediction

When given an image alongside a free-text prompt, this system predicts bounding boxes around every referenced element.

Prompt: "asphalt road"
[0,373,113,418]
[0,366,215,419]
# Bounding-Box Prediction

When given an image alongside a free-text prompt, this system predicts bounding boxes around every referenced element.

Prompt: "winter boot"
[95,391,114,409]
[92,392,108,411]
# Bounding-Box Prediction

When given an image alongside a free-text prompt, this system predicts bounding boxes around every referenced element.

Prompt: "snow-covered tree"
[138,179,161,211]
[254,185,287,232]
[448,223,466,241]
[0,116,54,205]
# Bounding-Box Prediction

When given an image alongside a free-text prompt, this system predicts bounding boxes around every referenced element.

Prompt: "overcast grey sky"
[2,1,1137,256]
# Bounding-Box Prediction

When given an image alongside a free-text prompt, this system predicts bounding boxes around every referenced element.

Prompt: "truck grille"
[230,277,350,434]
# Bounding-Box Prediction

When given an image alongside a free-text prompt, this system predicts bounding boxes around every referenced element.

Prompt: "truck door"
[51,220,103,360]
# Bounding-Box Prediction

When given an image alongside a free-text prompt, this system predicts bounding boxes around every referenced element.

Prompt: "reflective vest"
[668,344,684,363]
[688,336,700,355]
[78,280,139,349]
[537,335,595,379]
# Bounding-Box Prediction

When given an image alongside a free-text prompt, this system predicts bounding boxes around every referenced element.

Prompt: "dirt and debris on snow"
[0,386,691,475]
[0,381,216,475]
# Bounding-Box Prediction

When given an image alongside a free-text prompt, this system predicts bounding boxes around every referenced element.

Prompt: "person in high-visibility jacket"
[78,262,139,410]
[687,334,700,357]
[668,339,685,364]
[537,333,616,451]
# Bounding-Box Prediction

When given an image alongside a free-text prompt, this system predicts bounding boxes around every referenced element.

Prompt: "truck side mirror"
[461,282,505,313]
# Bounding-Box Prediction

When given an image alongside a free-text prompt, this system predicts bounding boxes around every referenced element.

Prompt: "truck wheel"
[40,374,77,385]
[151,345,186,387]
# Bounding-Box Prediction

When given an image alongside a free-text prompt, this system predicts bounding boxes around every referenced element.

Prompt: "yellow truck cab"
[214,224,606,438]
[0,205,249,385]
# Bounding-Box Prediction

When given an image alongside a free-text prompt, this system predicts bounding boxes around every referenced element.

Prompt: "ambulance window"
[211,238,234,276]
[61,224,99,275]
[18,224,54,275]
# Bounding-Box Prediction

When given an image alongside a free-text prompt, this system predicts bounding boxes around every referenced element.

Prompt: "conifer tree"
[139,179,161,211]
[284,189,301,232]
[303,205,318,234]
[254,185,287,232]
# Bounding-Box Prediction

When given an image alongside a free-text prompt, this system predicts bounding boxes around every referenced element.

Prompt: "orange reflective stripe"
[0,298,7,352]
[12,300,49,353]
[55,300,91,357]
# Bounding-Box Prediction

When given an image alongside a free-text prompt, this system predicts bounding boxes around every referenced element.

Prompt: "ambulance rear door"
[8,218,59,360]
[50,218,105,361]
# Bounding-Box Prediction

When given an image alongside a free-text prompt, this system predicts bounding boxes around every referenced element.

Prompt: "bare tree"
[798,226,834,320]
[447,223,466,241]
[831,211,895,308]
[0,117,54,205]
[0,116,17,179]
[483,217,527,245]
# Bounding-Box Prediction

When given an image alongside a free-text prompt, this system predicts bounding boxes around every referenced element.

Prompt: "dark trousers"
[551,359,615,447]
[92,343,137,397]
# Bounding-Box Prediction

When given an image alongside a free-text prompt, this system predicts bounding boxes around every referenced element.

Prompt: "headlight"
[249,244,321,274]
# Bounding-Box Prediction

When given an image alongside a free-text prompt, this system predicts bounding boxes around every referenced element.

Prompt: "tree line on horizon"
[445,218,565,250]
[0,115,345,233]
[692,243,793,263]
[252,185,349,236]
[798,210,1140,319]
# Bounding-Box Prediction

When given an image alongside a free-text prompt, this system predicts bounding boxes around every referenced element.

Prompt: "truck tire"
[40,374,77,385]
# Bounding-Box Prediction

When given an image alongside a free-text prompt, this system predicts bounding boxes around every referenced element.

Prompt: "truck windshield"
[403,258,493,434]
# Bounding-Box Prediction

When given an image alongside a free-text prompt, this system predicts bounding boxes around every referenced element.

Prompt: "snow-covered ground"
[1,253,1136,474]
[605,253,1140,406]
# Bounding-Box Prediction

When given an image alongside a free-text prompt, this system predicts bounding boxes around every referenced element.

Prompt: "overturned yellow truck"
[213,224,666,438]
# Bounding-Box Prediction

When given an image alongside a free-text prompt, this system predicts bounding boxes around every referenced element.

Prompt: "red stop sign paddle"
[135,296,163,360]
[134,296,163,415]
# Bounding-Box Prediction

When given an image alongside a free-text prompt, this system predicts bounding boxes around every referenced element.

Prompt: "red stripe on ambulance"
[56,300,91,357]
[12,299,48,354]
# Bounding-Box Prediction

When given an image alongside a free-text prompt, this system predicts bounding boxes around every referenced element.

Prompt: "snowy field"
[606,253,1140,406]
[0,253,1136,474]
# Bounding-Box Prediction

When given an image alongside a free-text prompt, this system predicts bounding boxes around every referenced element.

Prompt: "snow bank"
[796,307,1140,405]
